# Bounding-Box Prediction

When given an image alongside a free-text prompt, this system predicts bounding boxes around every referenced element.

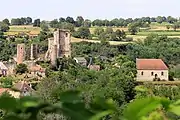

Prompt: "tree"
[105,27,113,34]
[94,27,104,36]
[83,19,91,27]
[73,27,91,39]
[0,31,3,38]
[103,19,110,26]
[172,24,178,31]
[66,16,75,24]
[59,22,75,32]
[0,22,10,32]
[150,17,156,22]
[11,18,22,25]
[2,19,10,25]
[156,16,164,24]
[20,17,26,25]
[115,29,126,41]
[40,21,49,31]
[75,16,84,27]
[26,17,32,24]
[33,19,41,27]
[92,19,103,26]
[49,19,59,28]
[128,23,139,35]
[59,17,66,23]
[166,25,170,30]
[15,63,28,74]
[0,77,13,88]
[110,18,120,26]
[0,39,15,61]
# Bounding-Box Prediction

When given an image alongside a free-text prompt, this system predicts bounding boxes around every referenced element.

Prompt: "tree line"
[0,16,178,28]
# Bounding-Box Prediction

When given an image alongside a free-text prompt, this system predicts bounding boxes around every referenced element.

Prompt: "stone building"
[136,59,169,81]
[45,29,71,66]
[74,57,87,66]
[17,44,25,64]
[0,62,8,76]
[54,29,71,58]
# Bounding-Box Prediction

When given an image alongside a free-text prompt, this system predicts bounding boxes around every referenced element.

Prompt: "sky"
[0,0,180,20]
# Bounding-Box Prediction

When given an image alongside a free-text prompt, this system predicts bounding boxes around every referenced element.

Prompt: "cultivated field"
[5,24,180,45]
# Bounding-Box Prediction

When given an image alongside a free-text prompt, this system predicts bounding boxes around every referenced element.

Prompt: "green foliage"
[40,21,49,31]
[0,22,9,32]
[15,64,28,74]
[1,90,180,120]
[126,35,180,65]
[0,90,117,120]
[94,27,104,36]
[59,22,75,32]
[128,23,139,35]
[75,16,84,27]
[71,42,119,58]
[73,27,91,39]
[11,17,32,25]
[0,38,16,61]
[36,56,136,119]
[33,19,41,27]
[0,77,13,88]
[2,19,10,26]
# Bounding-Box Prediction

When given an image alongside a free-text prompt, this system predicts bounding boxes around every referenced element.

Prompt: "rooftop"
[136,59,168,70]
[0,88,9,95]
[0,62,8,70]
[74,57,87,62]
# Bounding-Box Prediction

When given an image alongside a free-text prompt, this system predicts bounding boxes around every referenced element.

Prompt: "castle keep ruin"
[45,29,71,66]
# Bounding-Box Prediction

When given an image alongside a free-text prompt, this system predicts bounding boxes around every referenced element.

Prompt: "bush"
[0,77,13,88]
[15,63,28,74]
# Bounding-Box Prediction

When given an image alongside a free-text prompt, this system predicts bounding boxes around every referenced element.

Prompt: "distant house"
[74,57,87,66]
[0,88,9,95]
[12,82,33,97]
[136,59,168,81]
[0,87,26,98]
[29,65,46,78]
[0,62,8,76]
[88,65,100,71]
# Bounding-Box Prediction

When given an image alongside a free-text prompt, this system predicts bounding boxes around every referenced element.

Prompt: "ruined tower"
[45,29,71,67]
[54,29,71,58]
[30,44,38,60]
[51,45,57,67]
[17,44,25,64]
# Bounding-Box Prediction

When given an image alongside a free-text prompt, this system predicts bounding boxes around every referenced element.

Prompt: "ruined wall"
[51,45,57,67]
[17,44,25,64]
[30,44,38,60]
[46,29,71,66]
[57,29,71,57]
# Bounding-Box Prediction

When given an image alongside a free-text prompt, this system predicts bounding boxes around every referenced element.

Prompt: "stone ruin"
[45,29,71,67]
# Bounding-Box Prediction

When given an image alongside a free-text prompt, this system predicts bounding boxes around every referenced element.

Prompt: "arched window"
[141,71,144,76]
[65,33,68,37]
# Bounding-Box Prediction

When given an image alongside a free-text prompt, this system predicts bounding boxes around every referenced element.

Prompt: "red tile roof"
[29,65,46,72]
[136,59,168,70]
[0,88,10,95]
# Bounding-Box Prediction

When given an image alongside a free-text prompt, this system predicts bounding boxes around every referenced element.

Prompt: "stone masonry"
[17,44,25,64]
[45,29,71,66]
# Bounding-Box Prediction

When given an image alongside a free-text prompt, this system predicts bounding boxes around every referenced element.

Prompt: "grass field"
[71,37,132,45]
[5,25,41,35]
[5,24,180,45]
